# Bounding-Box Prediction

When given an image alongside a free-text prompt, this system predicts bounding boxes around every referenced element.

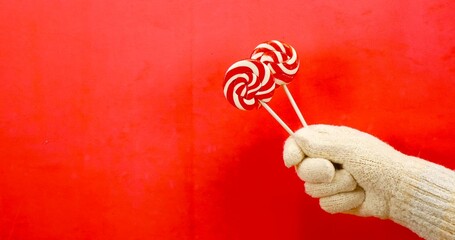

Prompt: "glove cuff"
[389,156,455,240]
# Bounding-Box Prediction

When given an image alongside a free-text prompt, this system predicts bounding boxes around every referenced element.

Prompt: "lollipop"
[251,40,308,127]
[223,59,293,135]
[251,40,299,85]
[223,59,275,110]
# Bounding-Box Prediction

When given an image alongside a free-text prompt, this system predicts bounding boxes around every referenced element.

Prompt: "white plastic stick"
[259,101,294,135]
[282,85,308,128]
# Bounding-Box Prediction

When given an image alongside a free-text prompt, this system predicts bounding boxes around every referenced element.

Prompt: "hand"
[283,125,455,239]
[284,124,402,217]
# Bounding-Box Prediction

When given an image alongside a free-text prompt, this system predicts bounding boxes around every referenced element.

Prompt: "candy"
[251,40,308,127]
[223,59,275,111]
[221,41,307,135]
[251,40,300,85]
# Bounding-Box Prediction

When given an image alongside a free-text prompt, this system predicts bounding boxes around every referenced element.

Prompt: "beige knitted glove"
[283,125,455,240]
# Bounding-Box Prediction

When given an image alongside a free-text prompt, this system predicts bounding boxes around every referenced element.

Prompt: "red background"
[1,0,454,239]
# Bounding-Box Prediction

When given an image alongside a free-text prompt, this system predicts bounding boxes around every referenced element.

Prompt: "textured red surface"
[1,1,454,239]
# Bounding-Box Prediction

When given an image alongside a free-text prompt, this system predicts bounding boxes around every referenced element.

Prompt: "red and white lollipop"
[223,59,275,110]
[251,40,300,85]
[251,40,308,127]
[223,59,293,134]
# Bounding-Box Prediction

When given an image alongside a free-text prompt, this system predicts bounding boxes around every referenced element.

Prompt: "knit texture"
[283,125,455,240]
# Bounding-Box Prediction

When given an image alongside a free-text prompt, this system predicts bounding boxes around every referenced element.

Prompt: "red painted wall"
[1,1,454,239]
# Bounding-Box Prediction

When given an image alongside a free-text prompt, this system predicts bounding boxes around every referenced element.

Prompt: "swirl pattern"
[223,59,276,110]
[251,40,300,85]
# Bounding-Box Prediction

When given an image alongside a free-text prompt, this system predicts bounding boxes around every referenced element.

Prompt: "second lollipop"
[251,40,300,85]
[251,40,308,127]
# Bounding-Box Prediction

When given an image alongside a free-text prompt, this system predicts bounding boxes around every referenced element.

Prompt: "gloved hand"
[283,125,455,240]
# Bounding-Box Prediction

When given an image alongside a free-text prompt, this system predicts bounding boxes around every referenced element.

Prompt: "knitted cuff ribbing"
[390,157,455,240]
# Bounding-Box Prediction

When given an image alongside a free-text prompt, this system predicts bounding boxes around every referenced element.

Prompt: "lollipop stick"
[282,85,308,128]
[259,101,294,135]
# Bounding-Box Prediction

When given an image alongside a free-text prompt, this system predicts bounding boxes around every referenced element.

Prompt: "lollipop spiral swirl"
[223,59,276,111]
[251,40,300,85]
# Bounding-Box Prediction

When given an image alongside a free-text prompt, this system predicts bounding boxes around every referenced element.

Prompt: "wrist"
[388,156,455,239]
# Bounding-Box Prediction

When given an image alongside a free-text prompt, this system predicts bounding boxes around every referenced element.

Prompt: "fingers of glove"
[292,125,358,164]
[296,158,335,183]
[319,187,365,214]
[343,191,389,218]
[304,169,357,198]
[283,137,305,168]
